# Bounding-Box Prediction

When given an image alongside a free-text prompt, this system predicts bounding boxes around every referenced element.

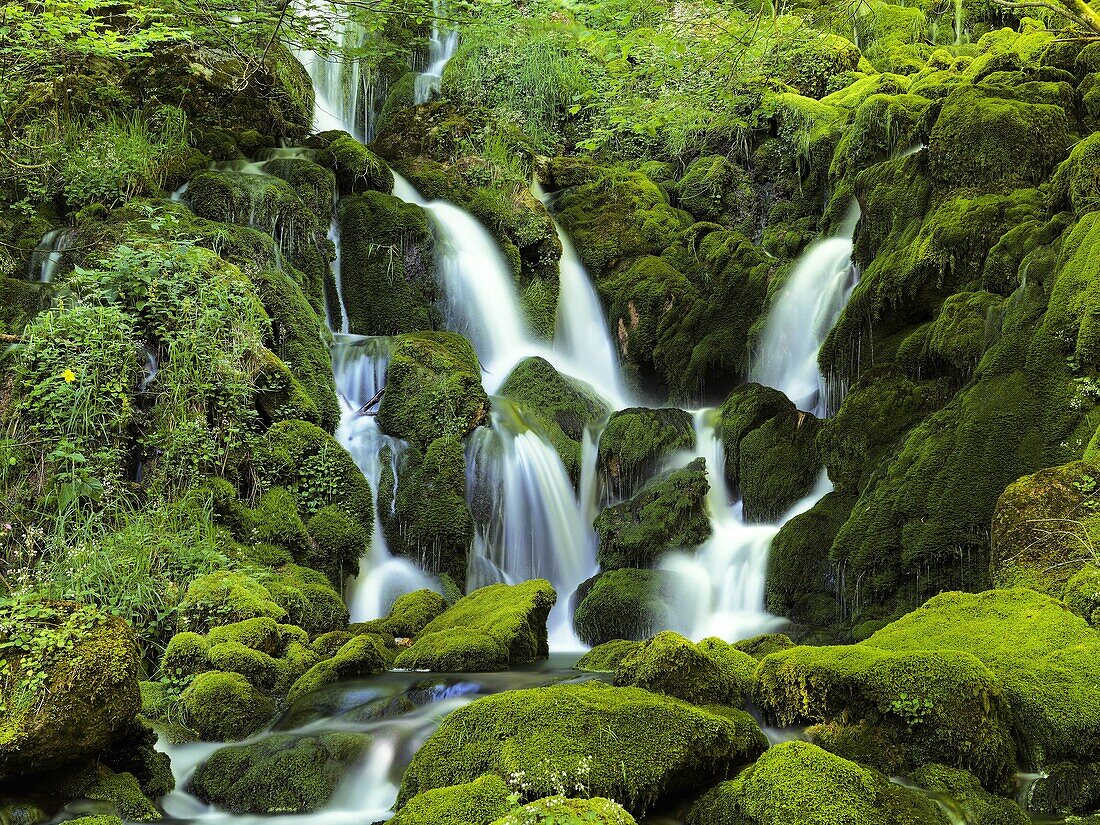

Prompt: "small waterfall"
[413,0,458,104]
[750,202,860,416]
[331,336,437,622]
[466,405,599,650]
[327,220,350,335]
[28,227,75,283]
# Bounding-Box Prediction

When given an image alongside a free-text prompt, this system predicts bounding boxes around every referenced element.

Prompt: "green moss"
[573,640,641,672]
[386,775,513,825]
[377,332,489,449]
[595,458,710,570]
[1026,760,1100,816]
[188,731,372,813]
[84,770,160,821]
[614,632,757,707]
[1064,565,1100,627]
[911,764,1029,824]
[492,796,637,824]
[687,740,950,825]
[395,682,767,815]
[1052,131,1100,216]
[335,192,434,335]
[177,572,288,634]
[265,563,349,635]
[286,633,391,704]
[990,460,1100,594]
[732,634,796,660]
[394,581,556,671]
[0,603,141,775]
[573,569,675,646]
[179,671,276,741]
[315,134,393,196]
[598,407,695,501]
[676,156,756,232]
[498,357,610,479]
[356,590,448,638]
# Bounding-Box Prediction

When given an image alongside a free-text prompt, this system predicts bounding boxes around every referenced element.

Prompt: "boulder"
[598,407,695,501]
[614,632,757,707]
[386,775,512,825]
[491,797,637,824]
[286,634,391,704]
[573,569,675,646]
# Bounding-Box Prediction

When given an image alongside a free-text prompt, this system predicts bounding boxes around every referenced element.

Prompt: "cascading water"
[413,0,458,104]
[28,227,76,283]
[750,201,861,417]
[330,336,437,621]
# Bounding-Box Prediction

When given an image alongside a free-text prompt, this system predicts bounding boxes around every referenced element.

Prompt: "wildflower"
[61,368,76,383]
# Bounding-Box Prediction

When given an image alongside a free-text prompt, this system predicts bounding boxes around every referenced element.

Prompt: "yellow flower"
[61,369,76,384]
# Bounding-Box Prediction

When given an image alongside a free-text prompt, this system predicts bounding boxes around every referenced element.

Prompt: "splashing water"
[28,227,76,283]
[414,0,459,104]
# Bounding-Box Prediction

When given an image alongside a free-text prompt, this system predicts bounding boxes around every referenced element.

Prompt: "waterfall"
[750,202,860,416]
[413,0,458,104]
[28,227,75,283]
[331,336,437,621]
[465,404,599,651]
[327,220,350,335]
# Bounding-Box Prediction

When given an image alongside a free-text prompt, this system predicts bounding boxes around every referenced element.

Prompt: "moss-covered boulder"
[356,589,448,638]
[0,602,141,775]
[613,632,757,707]
[188,731,372,813]
[492,797,637,824]
[732,633,796,660]
[574,640,641,672]
[394,581,556,671]
[335,192,435,336]
[573,569,675,646]
[286,633,391,704]
[991,461,1100,595]
[386,775,513,825]
[1027,759,1100,816]
[595,458,710,570]
[177,572,289,634]
[686,740,950,825]
[1065,565,1100,627]
[598,407,695,501]
[179,671,276,741]
[912,764,1029,824]
[718,384,823,521]
[675,155,756,232]
[377,332,488,449]
[395,683,768,815]
[314,133,394,196]
[498,357,610,479]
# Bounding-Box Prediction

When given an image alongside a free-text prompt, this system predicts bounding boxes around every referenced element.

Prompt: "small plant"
[889,692,935,727]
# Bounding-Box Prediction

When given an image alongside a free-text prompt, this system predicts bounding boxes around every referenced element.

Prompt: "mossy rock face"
[756,641,1016,787]
[314,134,394,196]
[179,671,276,741]
[573,569,675,646]
[718,384,822,521]
[286,633,391,704]
[188,731,373,813]
[1051,131,1100,216]
[377,331,489,450]
[386,775,513,825]
[177,572,289,634]
[912,764,1029,824]
[927,84,1071,187]
[990,461,1100,595]
[381,435,475,585]
[130,43,313,140]
[686,740,950,825]
[98,719,176,800]
[335,192,435,336]
[262,156,337,223]
[0,603,141,775]
[394,581,556,671]
[675,155,757,232]
[498,357,610,480]
[766,491,855,626]
[491,796,638,824]
[1027,760,1100,816]
[595,458,710,570]
[574,640,641,673]
[395,682,768,816]
[859,588,1100,771]
[613,631,757,707]
[356,589,448,638]
[1064,565,1100,628]
[598,407,695,501]
[732,633,795,660]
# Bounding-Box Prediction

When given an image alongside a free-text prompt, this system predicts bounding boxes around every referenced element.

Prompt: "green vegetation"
[613,631,758,706]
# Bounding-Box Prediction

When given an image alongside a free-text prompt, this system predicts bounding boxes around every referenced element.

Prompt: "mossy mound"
[0,602,141,775]
[491,796,637,824]
[176,571,288,634]
[394,581,556,671]
[574,640,641,672]
[912,764,1029,824]
[675,155,756,232]
[718,384,823,521]
[335,192,435,336]
[861,588,1100,770]
[82,768,161,821]
[595,458,710,570]
[395,682,768,815]
[991,461,1100,595]
[1051,131,1100,216]
[314,133,393,196]
[1065,565,1100,627]
[498,357,610,479]
[598,407,695,501]
[732,633,796,660]
[286,633,391,704]
[686,740,950,825]
[386,775,512,825]
[356,589,448,638]
[573,569,675,646]
[613,631,757,707]
[377,331,489,449]
[179,670,276,741]
[1027,760,1100,816]
[188,731,373,813]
